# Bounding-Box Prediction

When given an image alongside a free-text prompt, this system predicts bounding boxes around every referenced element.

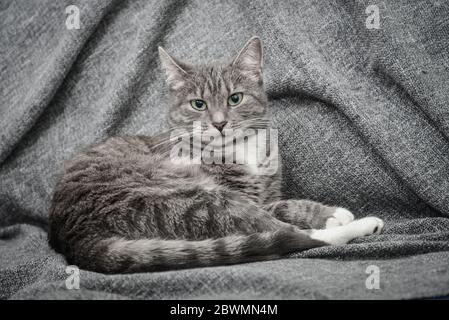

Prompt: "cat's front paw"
[325,208,355,228]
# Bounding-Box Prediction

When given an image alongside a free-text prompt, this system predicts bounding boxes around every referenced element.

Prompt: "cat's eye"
[190,99,207,111]
[228,93,243,106]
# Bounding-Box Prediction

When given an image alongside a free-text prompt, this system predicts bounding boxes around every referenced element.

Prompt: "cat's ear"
[231,37,263,82]
[158,47,191,91]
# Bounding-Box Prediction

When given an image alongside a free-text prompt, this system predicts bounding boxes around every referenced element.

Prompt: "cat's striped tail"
[87,230,327,273]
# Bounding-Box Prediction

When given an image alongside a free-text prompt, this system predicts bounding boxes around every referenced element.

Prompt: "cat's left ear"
[158,47,192,91]
[231,36,263,82]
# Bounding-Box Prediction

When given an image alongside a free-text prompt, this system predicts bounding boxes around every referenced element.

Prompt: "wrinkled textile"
[1,0,449,299]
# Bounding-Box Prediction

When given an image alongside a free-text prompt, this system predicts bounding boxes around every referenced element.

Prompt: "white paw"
[351,217,384,236]
[311,216,384,246]
[325,208,355,228]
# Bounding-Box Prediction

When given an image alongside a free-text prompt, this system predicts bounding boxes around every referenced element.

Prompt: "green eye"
[190,99,207,111]
[228,93,243,106]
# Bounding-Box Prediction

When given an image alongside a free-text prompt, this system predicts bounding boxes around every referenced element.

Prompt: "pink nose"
[212,121,228,132]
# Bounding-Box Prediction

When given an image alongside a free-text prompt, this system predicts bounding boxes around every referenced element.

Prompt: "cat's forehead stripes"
[194,66,232,102]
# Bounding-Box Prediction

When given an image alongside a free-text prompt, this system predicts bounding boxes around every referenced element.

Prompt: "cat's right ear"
[158,47,191,91]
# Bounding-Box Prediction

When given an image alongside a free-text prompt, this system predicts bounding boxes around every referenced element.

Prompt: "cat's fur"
[49,37,384,273]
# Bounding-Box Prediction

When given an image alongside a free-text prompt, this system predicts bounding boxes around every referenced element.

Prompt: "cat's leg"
[226,198,384,245]
[263,199,354,230]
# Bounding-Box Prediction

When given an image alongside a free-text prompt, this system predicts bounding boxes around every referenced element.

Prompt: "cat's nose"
[212,121,228,132]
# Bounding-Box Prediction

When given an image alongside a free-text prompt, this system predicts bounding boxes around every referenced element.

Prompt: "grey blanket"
[1,0,449,300]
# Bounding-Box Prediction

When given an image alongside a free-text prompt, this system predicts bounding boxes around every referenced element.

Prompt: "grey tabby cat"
[49,37,384,273]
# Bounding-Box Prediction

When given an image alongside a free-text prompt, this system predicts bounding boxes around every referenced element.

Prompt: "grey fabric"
[1,0,449,299]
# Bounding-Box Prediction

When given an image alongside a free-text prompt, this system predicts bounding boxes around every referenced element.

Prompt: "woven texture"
[1,0,449,299]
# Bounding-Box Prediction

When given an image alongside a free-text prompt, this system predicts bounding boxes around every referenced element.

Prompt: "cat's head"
[158,37,267,134]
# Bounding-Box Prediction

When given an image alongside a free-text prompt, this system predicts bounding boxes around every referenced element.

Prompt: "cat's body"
[49,37,384,273]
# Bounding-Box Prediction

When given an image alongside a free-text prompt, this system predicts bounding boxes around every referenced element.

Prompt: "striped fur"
[49,37,383,274]
[81,231,325,273]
